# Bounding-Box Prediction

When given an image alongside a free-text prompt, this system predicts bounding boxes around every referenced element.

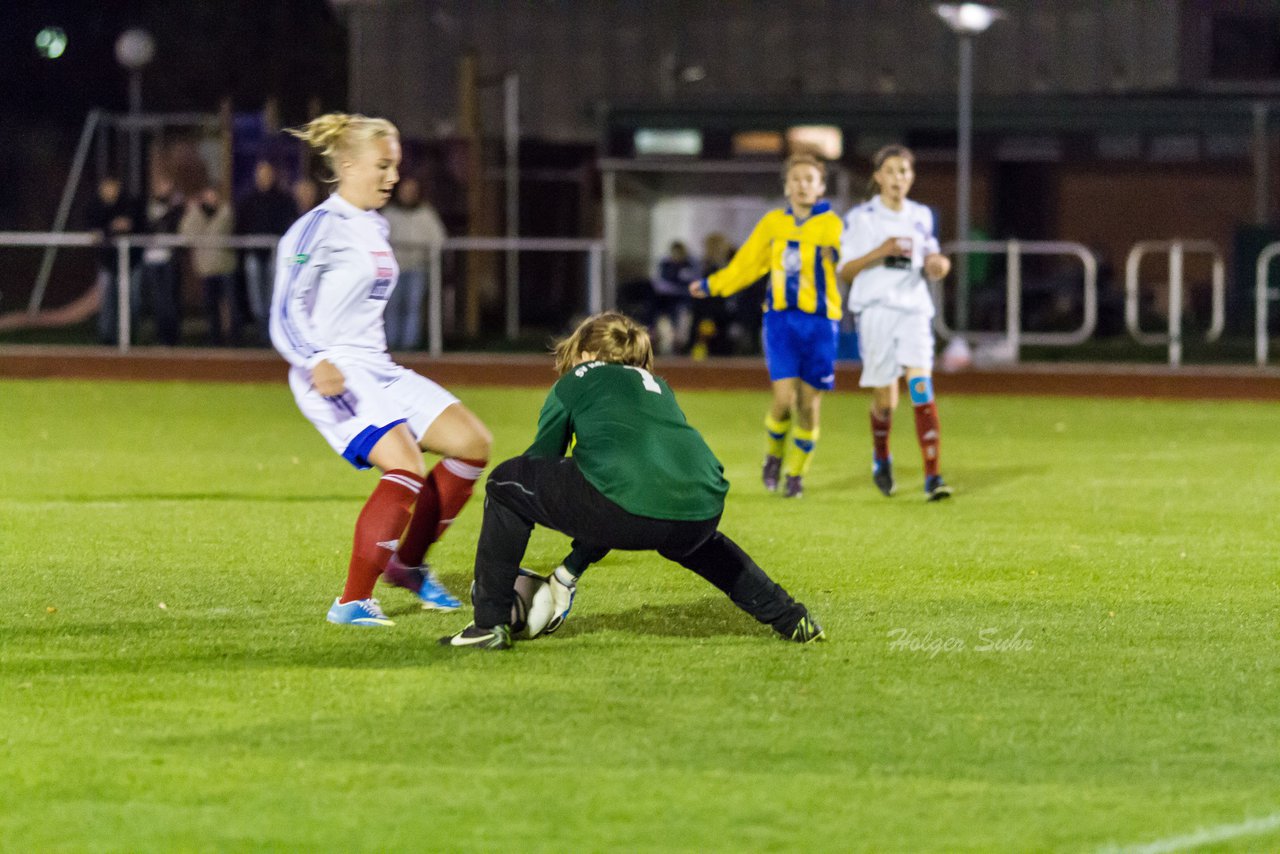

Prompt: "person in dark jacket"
[235,160,296,343]
[139,173,184,345]
[84,175,143,345]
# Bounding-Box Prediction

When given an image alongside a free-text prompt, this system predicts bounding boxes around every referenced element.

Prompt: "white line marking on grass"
[1097,811,1280,854]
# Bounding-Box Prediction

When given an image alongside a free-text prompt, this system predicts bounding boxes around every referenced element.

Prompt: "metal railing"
[1255,241,1280,366]
[0,231,605,357]
[933,239,1098,362]
[109,235,280,352]
[425,236,605,357]
[1124,240,1224,367]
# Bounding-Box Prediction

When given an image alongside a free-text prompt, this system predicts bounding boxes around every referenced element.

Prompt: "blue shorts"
[762,310,839,390]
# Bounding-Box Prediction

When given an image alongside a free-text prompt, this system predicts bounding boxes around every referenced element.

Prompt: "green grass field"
[2,377,1277,852]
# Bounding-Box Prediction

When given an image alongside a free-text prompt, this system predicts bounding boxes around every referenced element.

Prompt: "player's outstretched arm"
[694,217,772,298]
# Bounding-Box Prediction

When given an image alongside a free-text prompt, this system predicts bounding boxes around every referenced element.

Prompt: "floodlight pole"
[937,3,1003,333]
[116,29,155,199]
[956,32,974,333]
[504,72,520,339]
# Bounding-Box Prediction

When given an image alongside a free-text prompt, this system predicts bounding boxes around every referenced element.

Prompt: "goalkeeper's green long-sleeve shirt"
[525,361,729,521]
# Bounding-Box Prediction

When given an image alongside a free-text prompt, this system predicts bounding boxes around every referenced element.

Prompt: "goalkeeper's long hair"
[553,312,654,375]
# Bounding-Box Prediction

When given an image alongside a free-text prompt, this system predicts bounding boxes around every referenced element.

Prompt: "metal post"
[1257,243,1280,366]
[587,244,603,315]
[349,8,363,111]
[29,109,103,314]
[116,238,131,353]
[1006,239,1021,362]
[1253,102,1269,225]
[459,52,484,338]
[955,33,974,333]
[1169,241,1183,367]
[602,168,618,310]
[96,118,109,185]
[428,244,443,357]
[127,72,143,199]
[504,72,520,340]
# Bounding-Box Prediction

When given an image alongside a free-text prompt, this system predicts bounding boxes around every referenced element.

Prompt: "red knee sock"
[912,402,941,477]
[395,457,486,567]
[340,469,424,603]
[871,410,892,463]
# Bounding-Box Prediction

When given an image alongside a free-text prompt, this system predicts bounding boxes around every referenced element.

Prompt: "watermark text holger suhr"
[887,627,1034,658]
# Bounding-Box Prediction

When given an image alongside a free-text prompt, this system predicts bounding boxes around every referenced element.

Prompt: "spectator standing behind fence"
[650,240,698,354]
[140,174,184,346]
[689,231,754,357]
[85,175,142,345]
[382,176,445,350]
[180,185,241,346]
[236,160,296,343]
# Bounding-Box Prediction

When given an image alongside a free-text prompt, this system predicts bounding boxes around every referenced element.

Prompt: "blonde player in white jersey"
[271,113,492,627]
[838,144,953,501]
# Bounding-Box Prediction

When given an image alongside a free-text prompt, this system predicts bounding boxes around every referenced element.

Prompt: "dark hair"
[866,144,916,198]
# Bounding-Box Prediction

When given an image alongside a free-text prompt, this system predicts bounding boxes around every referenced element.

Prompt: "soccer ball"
[512,568,556,639]
[471,568,556,640]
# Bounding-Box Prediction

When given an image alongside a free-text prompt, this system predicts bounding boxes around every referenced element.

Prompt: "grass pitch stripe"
[1097,811,1280,854]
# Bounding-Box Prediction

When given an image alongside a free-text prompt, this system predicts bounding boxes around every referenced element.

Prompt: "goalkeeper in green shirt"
[440,312,826,650]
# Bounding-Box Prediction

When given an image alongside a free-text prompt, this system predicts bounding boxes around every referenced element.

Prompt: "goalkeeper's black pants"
[471,454,808,635]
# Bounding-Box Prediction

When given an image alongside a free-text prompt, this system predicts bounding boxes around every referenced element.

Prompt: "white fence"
[1256,242,1280,366]
[0,232,605,356]
[1124,240,1225,368]
[4,231,1279,366]
[934,240,1098,362]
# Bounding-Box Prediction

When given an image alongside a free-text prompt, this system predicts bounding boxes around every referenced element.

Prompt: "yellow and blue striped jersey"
[699,201,843,321]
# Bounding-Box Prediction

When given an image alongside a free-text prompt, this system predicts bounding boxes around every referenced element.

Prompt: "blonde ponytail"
[287,112,399,183]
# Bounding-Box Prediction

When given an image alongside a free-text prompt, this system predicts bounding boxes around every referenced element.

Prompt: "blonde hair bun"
[287,112,398,182]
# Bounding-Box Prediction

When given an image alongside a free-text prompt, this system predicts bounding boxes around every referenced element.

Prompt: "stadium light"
[934,3,1003,333]
[935,3,1004,35]
[114,28,155,199]
[35,27,68,59]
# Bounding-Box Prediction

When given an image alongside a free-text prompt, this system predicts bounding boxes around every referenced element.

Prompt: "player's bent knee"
[456,430,492,464]
[908,375,934,406]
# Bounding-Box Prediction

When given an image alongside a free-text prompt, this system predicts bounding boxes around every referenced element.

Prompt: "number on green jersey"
[625,366,661,394]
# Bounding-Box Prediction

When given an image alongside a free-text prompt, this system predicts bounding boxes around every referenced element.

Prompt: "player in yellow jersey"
[689,153,842,498]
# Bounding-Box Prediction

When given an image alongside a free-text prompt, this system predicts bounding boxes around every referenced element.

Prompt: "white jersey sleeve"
[919,205,941,256]
[271,209,334,369]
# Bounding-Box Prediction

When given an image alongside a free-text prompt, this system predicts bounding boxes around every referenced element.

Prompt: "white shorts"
[856,307,935,388]
[288,362,459,469]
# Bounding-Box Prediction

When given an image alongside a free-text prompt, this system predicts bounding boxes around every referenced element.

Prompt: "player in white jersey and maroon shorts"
[271,113,492,627]
[838,144,954,502]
